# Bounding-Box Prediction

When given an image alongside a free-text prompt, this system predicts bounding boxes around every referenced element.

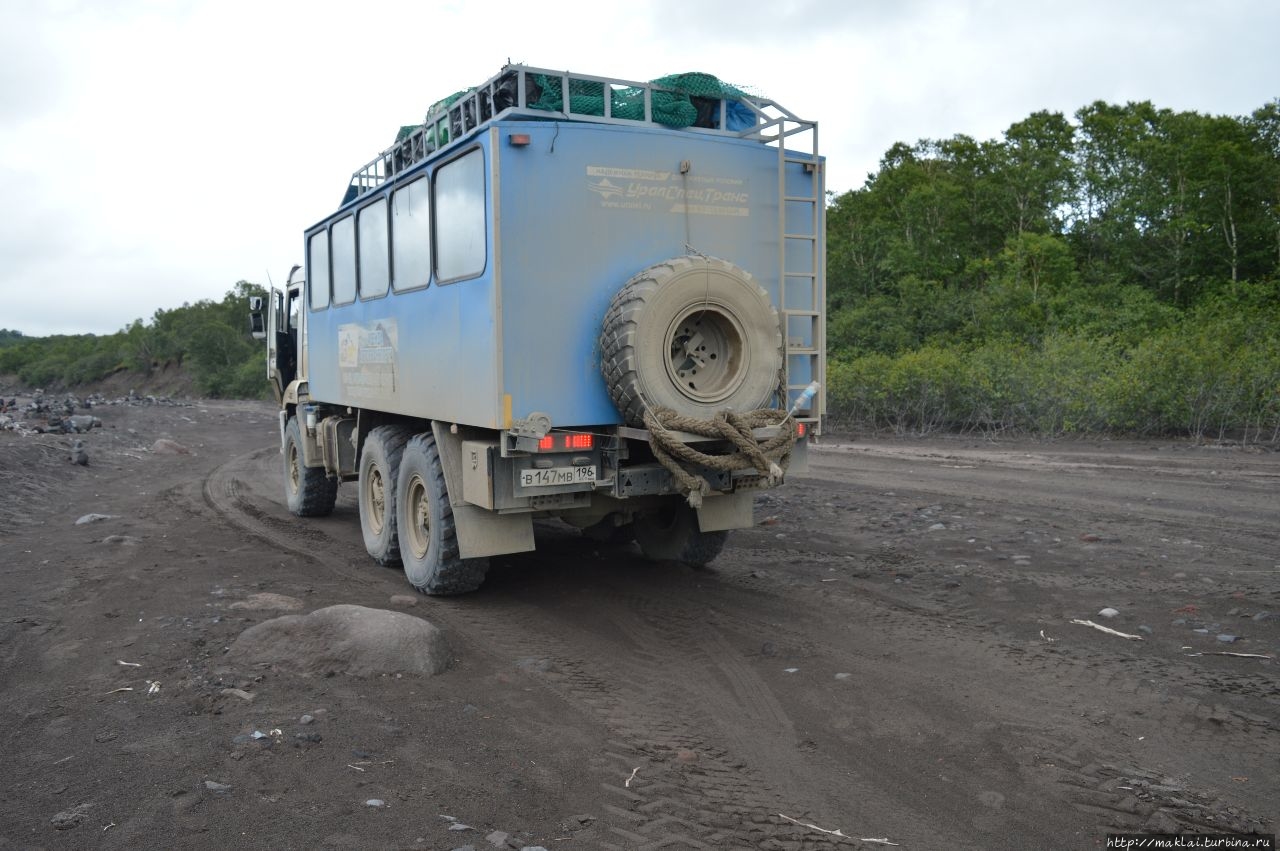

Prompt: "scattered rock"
[486,830,510,847]
[448,823,475,832]
[50,803,93,830]
[294,732,322,743]
[1137,625,1154,635]
[834,672,852,680]
[203,780,232,793]
[1080,533,1102,543]
[1217,634,1239,643]
[75,513,115,525]
[227,605,451,678]
[572,815,596,825]
[389,594,419,608]
[221,688,255,702]
[69,440,88,466]
[229,592,304,612]
[676,749,699,764]
[1098,607,1120,619]
[365,799,387,808]
[1193,628,1210,634]
[300,714,315,725]
[927,523,946,531]
[101,535,140,546]
[760,641,778,657]
[151,438,191,455]
[1254,611,1271,622]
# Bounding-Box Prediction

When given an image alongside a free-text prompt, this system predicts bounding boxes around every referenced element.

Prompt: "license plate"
[519,465,596,488]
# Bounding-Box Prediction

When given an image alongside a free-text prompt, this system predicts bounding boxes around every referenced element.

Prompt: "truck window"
[331,215,356,305]
[358,197,390,299]
[391,177,431,292]
[434,148,486,282]
[308,231,330,310]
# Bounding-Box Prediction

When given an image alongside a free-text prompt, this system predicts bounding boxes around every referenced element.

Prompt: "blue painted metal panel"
[302,120,821,431]
[494,120,812,427]
[306,140,504,428]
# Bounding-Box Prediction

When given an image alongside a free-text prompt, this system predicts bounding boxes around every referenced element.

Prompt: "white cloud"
[1,0,1277,335]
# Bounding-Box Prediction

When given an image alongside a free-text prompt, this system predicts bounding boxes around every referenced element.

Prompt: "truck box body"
[304,119,819,431]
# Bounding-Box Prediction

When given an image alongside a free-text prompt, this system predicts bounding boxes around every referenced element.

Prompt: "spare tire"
[600,256,782,426]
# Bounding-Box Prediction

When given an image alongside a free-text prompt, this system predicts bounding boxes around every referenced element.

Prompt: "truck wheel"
[359,425,414,566]
[633,502,728,567]
[396,433,490,595]
[283,416,337,517]
[600,256,783,427]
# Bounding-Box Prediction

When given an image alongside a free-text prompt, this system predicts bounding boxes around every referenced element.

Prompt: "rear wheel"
[633,501,728,567]
[283,416,337,517]
[359,425,413,566]
[396,433,490,595]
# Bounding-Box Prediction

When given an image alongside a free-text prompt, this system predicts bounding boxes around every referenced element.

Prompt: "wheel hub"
[665,304,748,404]
[405,473,431,559]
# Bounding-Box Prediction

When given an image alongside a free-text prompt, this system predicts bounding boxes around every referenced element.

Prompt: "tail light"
[536,433,594,451]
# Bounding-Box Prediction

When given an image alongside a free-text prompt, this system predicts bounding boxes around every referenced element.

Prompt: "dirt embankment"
[1,398,1276,850]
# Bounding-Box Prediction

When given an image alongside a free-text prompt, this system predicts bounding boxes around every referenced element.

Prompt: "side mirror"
[249,309,266,340]
[249,296,264,311]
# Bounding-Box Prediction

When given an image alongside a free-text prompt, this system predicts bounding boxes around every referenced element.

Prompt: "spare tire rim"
[363,462,386,535]
[664,303,748,404]
[287,442,300,495]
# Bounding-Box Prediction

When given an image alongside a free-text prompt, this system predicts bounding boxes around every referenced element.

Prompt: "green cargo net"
[530,72,759,128]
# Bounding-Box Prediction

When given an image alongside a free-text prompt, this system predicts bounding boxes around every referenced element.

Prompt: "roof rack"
[345,64,816,202]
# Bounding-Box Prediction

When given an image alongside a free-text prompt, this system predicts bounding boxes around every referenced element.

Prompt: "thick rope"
[642,408,799,507]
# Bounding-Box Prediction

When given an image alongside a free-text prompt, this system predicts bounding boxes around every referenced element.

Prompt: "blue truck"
[249,65,825,594]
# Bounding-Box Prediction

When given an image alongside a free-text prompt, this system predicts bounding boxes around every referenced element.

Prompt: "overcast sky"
[2,0,1277,337]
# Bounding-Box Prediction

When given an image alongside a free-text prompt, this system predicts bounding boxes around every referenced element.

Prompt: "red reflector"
[567,433,593,449]
[508,133,531,146]
[797,422,806,437]
[537,435,554,450]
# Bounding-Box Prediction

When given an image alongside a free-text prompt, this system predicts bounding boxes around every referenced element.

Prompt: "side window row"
[308,148,485,311]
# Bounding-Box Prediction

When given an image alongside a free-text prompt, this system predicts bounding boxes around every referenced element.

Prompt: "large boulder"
[228,604,451,677]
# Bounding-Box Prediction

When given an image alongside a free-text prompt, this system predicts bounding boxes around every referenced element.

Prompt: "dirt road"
[1,400,1276,850]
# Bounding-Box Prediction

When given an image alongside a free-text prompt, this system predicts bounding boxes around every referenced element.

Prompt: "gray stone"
[75,513,115,525]
[70,440,88,465]
[1171,619,1187,626]
[1254,611,1271,622]
[389,594,419,607]
[1137,625,1154,635]
[221,688,254,702]
[1193,628,1210,634]
[227,605,451,677]
[927,523,946,531]
[1098,607,1120,619]
[151,438,191,455]
[50,803,93,830]
[1217,634,1239,643]
[365,799,386,808]
[101,535,140,546]
[486,831,510,847]
[449,823,475,831]
[834,672,851,680]
[520,847,550,851]
[204,780,232,793]
[300,714,315,725]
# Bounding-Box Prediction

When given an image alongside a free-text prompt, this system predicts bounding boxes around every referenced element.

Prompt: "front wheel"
[633,501,728,567]
[283,416,337,517]
[395,433,490,595]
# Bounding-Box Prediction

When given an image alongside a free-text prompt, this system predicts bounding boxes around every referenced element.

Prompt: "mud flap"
[696,491,753,532]
[431,421,535,559]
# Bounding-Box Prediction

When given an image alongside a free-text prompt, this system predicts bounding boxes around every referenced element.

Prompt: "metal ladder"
[741,103,825,432]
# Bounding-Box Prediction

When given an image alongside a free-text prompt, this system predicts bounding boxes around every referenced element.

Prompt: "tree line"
[826,98,1280,441]
[0,281,270,399]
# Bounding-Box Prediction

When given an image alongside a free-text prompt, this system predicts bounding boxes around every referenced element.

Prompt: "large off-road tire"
[600,256,783,427]
[395,433,490,595]
[283,416,337,517]
[358,425,414,566]
[633,501,728,567]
